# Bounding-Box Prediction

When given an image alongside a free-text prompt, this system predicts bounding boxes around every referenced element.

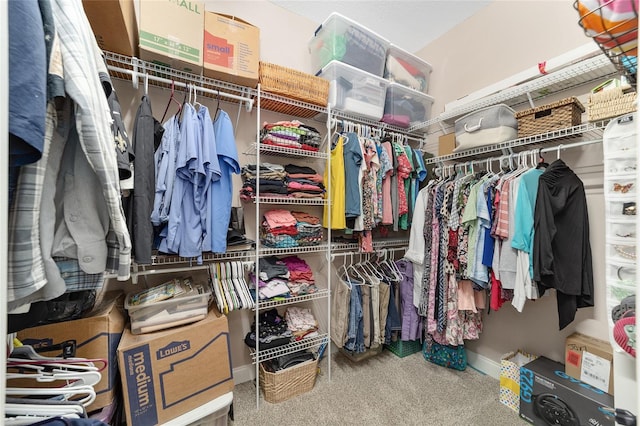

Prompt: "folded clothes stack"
[281,255,318,297]
[260,120,322,152]
[285,164,325,199]
[244,308,293,350]
[261,209,323,248]
[285,306,319,341]
[249,256,291,300]
[239,163,288,200]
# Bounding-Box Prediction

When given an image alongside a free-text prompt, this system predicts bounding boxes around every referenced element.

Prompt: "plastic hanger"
[209,264,225,313]
[6,385,96,407]
[6,369,101,387]
[161,80,182,122]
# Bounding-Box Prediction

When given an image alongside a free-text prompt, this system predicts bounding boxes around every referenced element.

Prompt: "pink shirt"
[381,142,394,225]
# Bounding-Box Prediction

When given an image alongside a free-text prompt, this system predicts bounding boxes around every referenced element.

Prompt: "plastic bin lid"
[387,81,435,103]
[311,12,391,43]
[387,43,433,73]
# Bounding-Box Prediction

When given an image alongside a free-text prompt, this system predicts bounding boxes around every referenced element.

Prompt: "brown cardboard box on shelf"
[14,292,126,413]
[82,0,138,57]
[439,133,456,156]
[117,307,233,426]
[565,332,614,395]
[138,0,204,74]
[203,12,260,88]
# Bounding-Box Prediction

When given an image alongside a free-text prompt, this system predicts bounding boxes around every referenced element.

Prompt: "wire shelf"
[245,143,329,160]
[423,120,609,164]
[148,250,254,266]
[251,334,329,363]
[104,51,335,118]
[410,53,618,132]
[249,196,328,205]
[328,110,426,138]
[330,238,410,252]
[255,289,330,311]
[258,244,330,257]
[259,91,328,119]
[104,51,255,109]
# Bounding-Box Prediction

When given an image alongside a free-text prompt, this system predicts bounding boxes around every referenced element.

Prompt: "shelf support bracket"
[526,91,535,109]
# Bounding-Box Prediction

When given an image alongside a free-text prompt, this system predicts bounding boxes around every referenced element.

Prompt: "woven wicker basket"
[259,62,329,118]
[515,97,585,137]
[259,358,318,403]
[588,87,637,121]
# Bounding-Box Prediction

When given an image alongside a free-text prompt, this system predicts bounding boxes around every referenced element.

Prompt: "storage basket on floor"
[515,97,585,137]
[258,62,330,118]
[587,86,637,121]
[259,358,318,403]
[385,339,422,358]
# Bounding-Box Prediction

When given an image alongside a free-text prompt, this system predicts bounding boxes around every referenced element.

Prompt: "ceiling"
[270,1,491,53]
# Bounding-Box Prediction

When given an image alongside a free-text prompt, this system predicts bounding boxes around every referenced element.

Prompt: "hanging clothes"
[125,95,163,264]
[533,159,594,330]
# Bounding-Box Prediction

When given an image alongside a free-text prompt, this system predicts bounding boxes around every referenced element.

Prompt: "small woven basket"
[588,87,637,121]
[259,358,318,403]
[259,62,329,118]
[515,97,585,137]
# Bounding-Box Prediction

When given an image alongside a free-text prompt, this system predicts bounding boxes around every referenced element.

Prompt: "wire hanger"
[161,79,182,122]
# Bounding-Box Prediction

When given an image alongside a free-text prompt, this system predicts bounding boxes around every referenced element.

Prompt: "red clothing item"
[396,149,412,216]
[490,270,505,311]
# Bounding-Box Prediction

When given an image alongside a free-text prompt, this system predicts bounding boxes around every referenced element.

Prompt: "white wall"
[415,1,611,365]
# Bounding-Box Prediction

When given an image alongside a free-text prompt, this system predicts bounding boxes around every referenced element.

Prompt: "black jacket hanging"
[533,159,594,330]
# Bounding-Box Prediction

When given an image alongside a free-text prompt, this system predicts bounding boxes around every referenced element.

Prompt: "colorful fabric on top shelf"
[260,120,322,152]
[260,209,323,248]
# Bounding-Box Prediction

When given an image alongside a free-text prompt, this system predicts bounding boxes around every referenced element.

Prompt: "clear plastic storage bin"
[308,12,390,77]
[125,276,211,334]
[381,82,435,128]
[316,60,389,120]
[384,44,432,94]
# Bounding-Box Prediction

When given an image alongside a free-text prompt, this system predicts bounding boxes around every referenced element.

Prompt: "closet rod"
[103,261,255,282]
[330,246,408,260]
[437,138,603,167]
[105,64,255,111]
[331,117,426,144]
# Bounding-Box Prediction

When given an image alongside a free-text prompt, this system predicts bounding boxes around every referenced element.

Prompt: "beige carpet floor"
[231,348,528,426]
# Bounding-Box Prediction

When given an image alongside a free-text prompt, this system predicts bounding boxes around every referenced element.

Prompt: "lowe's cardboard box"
[15,292,126,413]
[138,0,204,73]
[519,356,615,426]
[204,12,260,88]
[117,307,233,426]
[82,0,138,56]
[565,332,614,395]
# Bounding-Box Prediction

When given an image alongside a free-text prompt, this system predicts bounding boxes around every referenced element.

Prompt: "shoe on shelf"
[614,315,636,358]
[611,294,636,323]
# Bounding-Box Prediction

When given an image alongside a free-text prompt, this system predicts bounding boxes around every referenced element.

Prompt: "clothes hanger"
[214,89,221,120]
[6,385,97,407]
[161,79,182,122]
[6,369,101,387]
[209,264,225,313]
[8,347,106,371]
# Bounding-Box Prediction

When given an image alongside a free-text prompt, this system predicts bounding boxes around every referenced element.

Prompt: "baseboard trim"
[234,350,501,382]
[233,364,256,384]
[467,350,501,380]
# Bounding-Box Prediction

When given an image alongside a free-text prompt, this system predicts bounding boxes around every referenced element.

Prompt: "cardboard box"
[439,133,456,156]
[118,307,233,426]
[565,332,614,395]
[82,0,138,57]
[519,356,615,426]
[15,292,126,413]
[203,12,260,88]
[138,0,204,73]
